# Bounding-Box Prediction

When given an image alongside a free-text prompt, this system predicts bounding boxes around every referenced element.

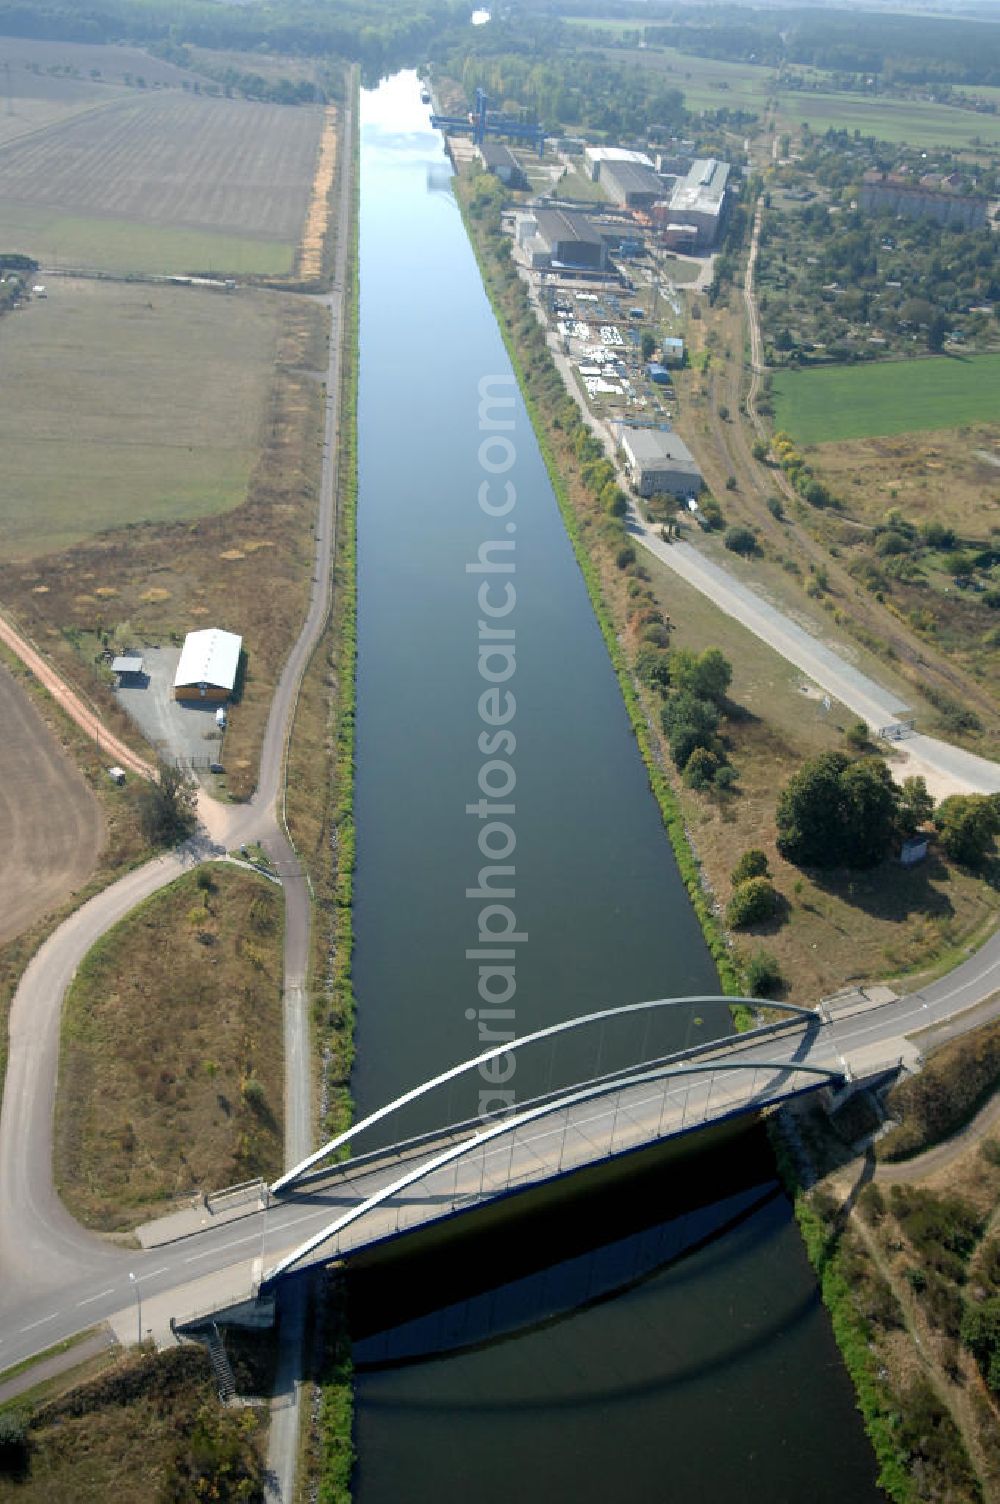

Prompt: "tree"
[660,690,719,770]
[640,332,657,361]
[731,848,769,885]
[602,482,628,517]
[724,525,757,557]
[683,745,719,789]
[897,776,935,839]
[669,646,732,705]
[746,948,784,998]
[137,762,198,847]
[726,876,778,927]
[845,719,872,752]
[839,757,899,867]
[776,751,900,869]
[934,794,1000,867]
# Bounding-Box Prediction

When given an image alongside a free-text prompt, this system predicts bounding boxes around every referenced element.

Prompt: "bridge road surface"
[0,921,997,1376]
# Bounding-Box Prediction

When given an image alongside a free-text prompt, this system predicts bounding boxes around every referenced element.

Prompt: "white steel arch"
[271,994,816,1193]
[263,1053,839,1286]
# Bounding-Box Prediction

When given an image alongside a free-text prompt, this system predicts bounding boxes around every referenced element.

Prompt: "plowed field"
[0,92,324,272]
[0,662,105,944]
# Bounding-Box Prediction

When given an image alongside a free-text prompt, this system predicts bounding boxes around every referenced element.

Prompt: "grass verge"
[0,1346,266,1503]
[54,864,284,1231]
[295,68,358,1504]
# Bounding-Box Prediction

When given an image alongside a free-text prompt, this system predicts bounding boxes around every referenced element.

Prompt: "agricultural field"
[776,88,1000,150]
[0,90,324,273]
[612,45,776,115]
[0,661,105,944]
[0,66,120,149]
[0,277,283,556]
[772,354,1000,445]
[0,35,203,87]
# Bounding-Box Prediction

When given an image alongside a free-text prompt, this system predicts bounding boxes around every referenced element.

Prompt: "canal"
[349,71,883,1503]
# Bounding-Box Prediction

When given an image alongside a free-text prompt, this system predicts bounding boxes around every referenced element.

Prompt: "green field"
[0,277,281,555]
[0,205,293,275]
[611,46,776,114]
[776,89,1000,150]
[772,353,1000,445]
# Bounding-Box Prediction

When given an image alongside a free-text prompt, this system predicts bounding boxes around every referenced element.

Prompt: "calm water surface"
[350,71,883,1504]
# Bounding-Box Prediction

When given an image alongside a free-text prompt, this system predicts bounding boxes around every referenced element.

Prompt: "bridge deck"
[267,1054,836,1281]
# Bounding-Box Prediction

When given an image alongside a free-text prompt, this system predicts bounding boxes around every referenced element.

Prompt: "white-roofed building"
[584,146,654,182]
[173,628,242,703]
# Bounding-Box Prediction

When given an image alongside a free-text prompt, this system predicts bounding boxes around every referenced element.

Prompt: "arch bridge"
[260,996,842,1289]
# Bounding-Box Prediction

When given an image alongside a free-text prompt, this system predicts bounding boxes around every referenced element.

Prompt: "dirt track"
[0,662,105,944]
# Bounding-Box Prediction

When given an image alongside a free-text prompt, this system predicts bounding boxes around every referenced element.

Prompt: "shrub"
[746,948,784,998]
[660,690,719,770]
[766,495,784,520]
[683,746,719,789]
[726,876,778,928]
[934,793,1000,868]
[724,525,757,557]
[731,848,769,885]
[844,719,871,752]
[615,544,636,570]
[713,763,738,790]
[0,1412,28,1473]
[725,473,738,491]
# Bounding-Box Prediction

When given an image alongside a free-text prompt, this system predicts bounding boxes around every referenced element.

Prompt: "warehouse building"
[620,427,702,498]
[598,159,666,211]
[173,628,242,703]
[518,208,608,271]
[477,140,527,189]
[662,158,731,248]
[584,145,654,182]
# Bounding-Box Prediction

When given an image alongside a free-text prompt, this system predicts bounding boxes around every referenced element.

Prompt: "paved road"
[628,512,1000,798]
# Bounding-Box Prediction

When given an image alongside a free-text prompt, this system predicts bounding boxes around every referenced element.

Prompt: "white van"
[215,707,227,730]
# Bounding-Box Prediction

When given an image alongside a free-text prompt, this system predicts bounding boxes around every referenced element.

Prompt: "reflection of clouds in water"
[426,162,454,194]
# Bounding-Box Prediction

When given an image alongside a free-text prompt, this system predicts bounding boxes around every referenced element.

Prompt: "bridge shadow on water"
[336,1119,823,1399]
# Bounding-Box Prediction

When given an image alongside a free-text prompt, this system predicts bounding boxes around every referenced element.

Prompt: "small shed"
[899,836,929,867]
[647,362,671,385]
[662,337,685,366]
[112,654,144,684]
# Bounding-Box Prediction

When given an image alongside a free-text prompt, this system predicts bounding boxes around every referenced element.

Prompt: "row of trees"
[775,750,1000,870]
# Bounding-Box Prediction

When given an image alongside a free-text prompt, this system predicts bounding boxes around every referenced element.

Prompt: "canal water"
[350,71,883,1503]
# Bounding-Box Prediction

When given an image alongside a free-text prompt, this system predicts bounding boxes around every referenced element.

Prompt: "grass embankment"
[0,296,328,799]
[54,865,284,1230]
[0,1346,266,1503]
[878,1015,1000,1162]
[294,66,358,1504]
[772,355,1000,446]
[454,172,741,1003]
[628,556,1000,1000]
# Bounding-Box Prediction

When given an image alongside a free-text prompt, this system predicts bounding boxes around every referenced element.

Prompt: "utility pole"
[128,1271,141,1345]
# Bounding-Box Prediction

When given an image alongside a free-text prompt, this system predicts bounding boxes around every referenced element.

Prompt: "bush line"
[769,1127,917,1502]
[316,78,360,1504]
